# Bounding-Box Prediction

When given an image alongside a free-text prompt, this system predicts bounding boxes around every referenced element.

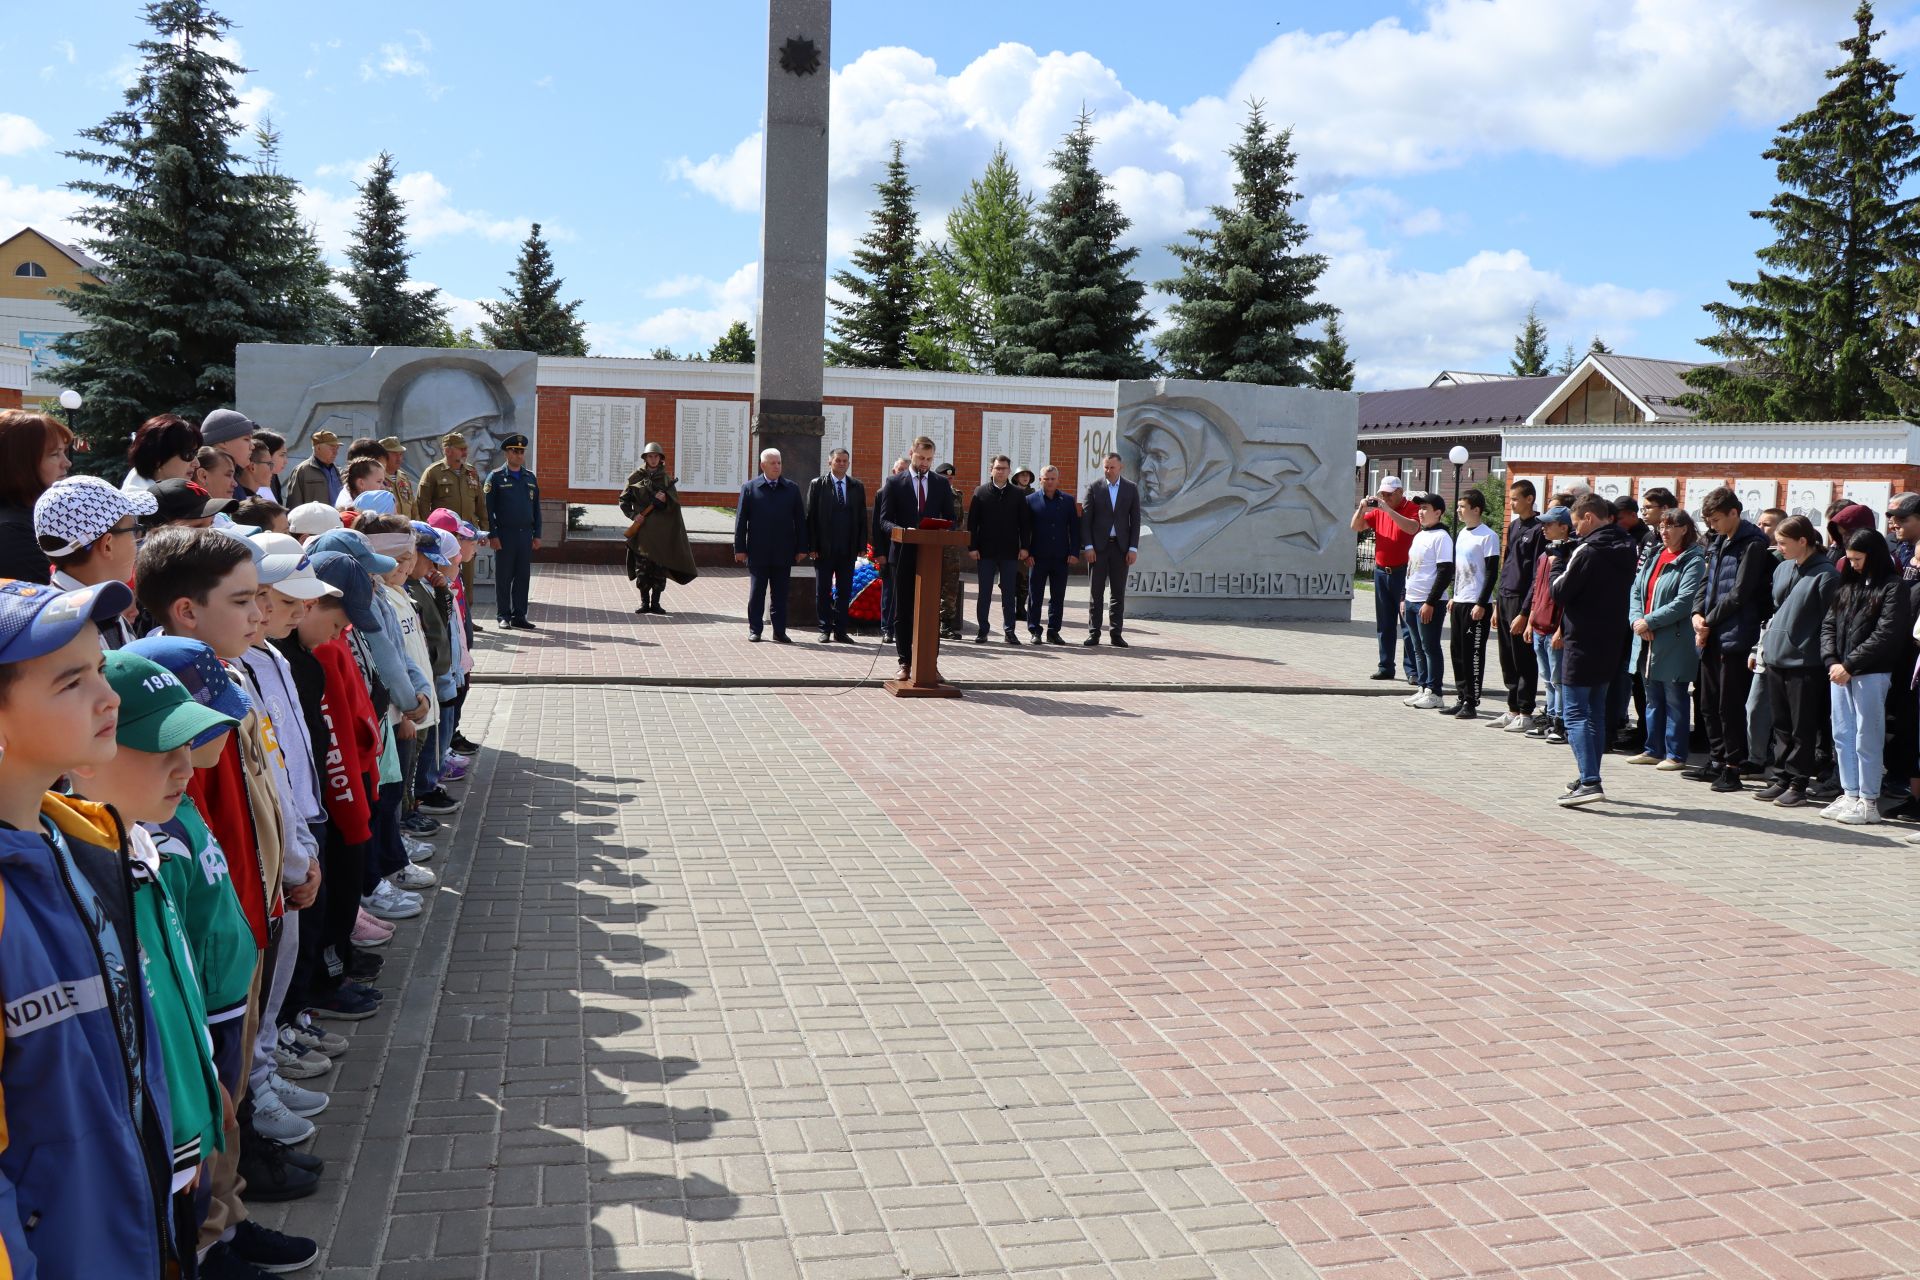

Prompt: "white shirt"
[1453,523,1501,604]
[1405,525,1455,604]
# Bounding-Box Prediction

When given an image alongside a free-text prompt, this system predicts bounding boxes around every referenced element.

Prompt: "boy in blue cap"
[0,577,182,1279]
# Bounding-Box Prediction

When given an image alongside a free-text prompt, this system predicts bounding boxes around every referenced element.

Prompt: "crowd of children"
[0,412,484,1279]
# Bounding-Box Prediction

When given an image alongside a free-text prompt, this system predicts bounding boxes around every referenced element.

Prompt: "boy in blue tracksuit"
[0,577,180,1278]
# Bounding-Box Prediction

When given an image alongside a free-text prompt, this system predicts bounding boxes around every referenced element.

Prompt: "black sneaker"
[231,1220,320,1273]
[1753,781,1788,802]
[347,951,384,983]
[514,618,539,630]
[400,812,441,836]
[1807,778,1843,801]
[1047,631,1065,646]
[1524,723,1551,739]
[1882,796,1920,822]
[1681,765,1720,782]
[1710,770,1744,793]
[1452,703,1478,720]
[416,788,461,815]
[1083,634,1100,646]
[310,986,379,1020]
[234,1141,319,1204]
[1004,631,1022,646]
[200,1243,275,1279]
[1558,781,1605,807]
[241,1120,324,1174]
[1544,726,1568,745]
[1774,785,1808,808]
[450,733,481,755]
[1369,669,1395,680]
[1438,703,1465,715]
[973,630,989,644]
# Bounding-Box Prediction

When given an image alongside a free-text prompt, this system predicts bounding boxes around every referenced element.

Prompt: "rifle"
[623,507,649,540]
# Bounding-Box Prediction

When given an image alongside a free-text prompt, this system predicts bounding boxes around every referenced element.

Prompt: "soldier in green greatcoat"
[619,442,699,614]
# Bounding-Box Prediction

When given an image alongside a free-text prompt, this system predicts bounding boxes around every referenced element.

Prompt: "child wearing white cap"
[32,475,159,649]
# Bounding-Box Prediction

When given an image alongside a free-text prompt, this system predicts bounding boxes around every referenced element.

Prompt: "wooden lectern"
[884,526,972,698]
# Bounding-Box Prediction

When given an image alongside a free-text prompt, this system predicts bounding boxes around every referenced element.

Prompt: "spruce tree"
[53,1,319,458]
[246,120,345,345]
[1310,314,1355,390]
[828,141,930,369]
[1682,2,1920,421]
[1588,334,1612,357]
[708,320,756,364]
[479,223,587,355]
[998,112,1156,380]
[923,146,1033,372]
[1156,103,1332,385]
[1511,305,1550,377]
[338,151,449,346]
[1554,342,1579,375]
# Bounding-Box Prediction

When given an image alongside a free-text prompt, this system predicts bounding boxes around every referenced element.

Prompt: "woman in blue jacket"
[1627,509,1708,769]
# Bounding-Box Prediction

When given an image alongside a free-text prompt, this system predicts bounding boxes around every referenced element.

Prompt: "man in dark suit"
[1082,451,1142,647]
[967,453,1033,644]
[733,447,809,642]
[875,456,908,643]
[873,434,955,681]
[806,447,867,643]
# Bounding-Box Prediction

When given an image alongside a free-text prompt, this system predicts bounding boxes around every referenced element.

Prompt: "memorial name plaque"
[675,399,749,493]
[821,403,854,473]
[882,407,955,469]
[1843,479,1892,514]
[1786,478,1831,518]
[1638,476,1677,502]
[1593,475,1631,503]
[568,396,645,489]
[1683,477,1724,515]
[980,411,1050,481]
[1734,477,1777,514]
[1115,377,1354,622]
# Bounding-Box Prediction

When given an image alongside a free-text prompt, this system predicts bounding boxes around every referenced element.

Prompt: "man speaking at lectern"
[874,435,955,681]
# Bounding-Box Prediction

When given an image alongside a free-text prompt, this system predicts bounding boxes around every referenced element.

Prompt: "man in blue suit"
[733,447,809,642]
[873,434,955,680]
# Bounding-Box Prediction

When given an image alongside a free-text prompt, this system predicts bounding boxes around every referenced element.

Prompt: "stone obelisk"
[751,0,830,479]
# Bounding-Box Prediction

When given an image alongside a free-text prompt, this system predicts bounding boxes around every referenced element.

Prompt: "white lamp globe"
[1354,450,1367,468]
[57,389,82,411]
[1447,445,1469,466]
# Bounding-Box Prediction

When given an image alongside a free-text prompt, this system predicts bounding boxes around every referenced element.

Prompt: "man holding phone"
[1353,477,1419,681]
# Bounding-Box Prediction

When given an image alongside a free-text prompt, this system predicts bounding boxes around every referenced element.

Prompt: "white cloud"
[363,30,432,81]
[590,263,759,356]
[0,180,92,243]
[298,161,533,257]
[235,87,275,131]
[417,283,493,335]
[54,39,76,64]
[670,133,762,213]
[0,114,50,156]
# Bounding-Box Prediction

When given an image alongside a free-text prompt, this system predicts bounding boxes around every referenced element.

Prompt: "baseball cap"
[309,430,340,446]
[103,650,239,754]
[122,635,253,741]
[434,529,460,564]
[378,436,405,453]
[1380,476,1404,493]
[351,489,398,516]
[287,502,343,539]
[144,478,239,526]
[243,529,343,599]
[34,475,159,556]
[306,528,398,578]
[0,578,135,665]
[199,408,258,447]
[411,521,448,566]
[1542,505,1573,526]
[306,552,380,632]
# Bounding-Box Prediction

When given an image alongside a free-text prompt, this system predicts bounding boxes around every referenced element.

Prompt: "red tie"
[915,473,926,515]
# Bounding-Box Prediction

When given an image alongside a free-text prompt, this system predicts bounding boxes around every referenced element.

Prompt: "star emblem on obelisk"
[778,36,821,76]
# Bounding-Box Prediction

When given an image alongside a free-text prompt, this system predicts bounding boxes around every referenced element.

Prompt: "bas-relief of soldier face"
[391,367,508,476]
[1137,425,1185,506]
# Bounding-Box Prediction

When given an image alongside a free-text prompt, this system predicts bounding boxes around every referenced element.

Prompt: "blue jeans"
[1373,566,1406,675]
[1832,671,1891,798]
[1403,599,1445,694]
[1532,632,1562,718]
[1646,678,1691,763]
[1562,682,1608,785]
[975,557,1019,634]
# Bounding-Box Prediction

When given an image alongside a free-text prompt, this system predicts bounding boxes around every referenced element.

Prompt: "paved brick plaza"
[256,566,1920,1279]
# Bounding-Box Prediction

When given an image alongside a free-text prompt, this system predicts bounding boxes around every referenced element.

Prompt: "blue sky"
[5,0,1919,388]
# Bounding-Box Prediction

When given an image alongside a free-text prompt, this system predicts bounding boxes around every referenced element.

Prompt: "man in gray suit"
[1082,452,1142,647]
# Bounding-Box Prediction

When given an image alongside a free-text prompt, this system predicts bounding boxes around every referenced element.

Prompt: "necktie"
[915,474,926,515]
[836,478,845,505]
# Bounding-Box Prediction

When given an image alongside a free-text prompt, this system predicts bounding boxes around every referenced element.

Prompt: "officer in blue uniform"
[484,433,542,629]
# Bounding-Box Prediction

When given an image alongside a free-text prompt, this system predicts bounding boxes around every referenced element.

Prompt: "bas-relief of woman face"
[1137,424,1186,506]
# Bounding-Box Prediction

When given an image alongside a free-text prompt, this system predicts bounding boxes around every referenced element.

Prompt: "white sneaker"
[1839,796,1883,826]
[292,1015,349,1059]
[274,1029,331,1079]
[403,835,436,863]
[1410,691,1442,709]
[250,1088,315,1144]
[1403,690,1424,705]
[389,863,437,890]
[1487,712,1514,729]
[1505,714,1535,734]
[1819,795,1855,819]
[267,1070,330,1118]
[362,881,422,920]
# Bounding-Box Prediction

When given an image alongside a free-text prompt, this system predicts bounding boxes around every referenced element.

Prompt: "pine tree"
[647,346,681,361]
[708,320,756,363]
[53,1,324,459]
[999,111,1157,380]
[478,223,587,355]
[1511,305,1550,377]
[1554,342,1579,375]
[1310,314,1355,390]
[338,151,449,346]
[922,146,1033,372]
[828,141,931,369]
[246,120,345,345]
[1682,2,1920,421]
[1156,102,1332,385]
[1588,334,1612,356]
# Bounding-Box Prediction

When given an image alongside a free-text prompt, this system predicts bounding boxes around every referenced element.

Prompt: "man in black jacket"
[806,448,867,643]
[1551,494,1639,806]
[966,454,1034,644]
[1492,478,1541,731]
[1687,487,1774,791]
[875,437,956,680]
[1886,493,1920,817]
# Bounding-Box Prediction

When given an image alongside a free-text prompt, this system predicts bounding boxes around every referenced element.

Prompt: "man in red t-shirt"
[1352,476,1421,681]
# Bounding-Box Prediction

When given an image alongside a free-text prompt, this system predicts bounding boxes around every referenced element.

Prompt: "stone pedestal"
[752,410,824,488]
[1115,377,1357,622]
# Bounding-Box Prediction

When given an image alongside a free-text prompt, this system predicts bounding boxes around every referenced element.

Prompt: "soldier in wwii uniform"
[619,442,699,615]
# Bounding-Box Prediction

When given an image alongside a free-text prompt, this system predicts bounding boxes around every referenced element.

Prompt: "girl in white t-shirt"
[1402,493,1455,705]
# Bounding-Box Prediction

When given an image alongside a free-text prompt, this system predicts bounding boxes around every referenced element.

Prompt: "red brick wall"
[540,385,1102,506]
[0,388,22,412]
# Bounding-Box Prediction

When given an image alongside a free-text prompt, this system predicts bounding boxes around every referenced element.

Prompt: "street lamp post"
[1448,445,1469,531]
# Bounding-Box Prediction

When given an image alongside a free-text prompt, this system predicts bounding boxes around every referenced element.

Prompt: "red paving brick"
[787,691,1920,1279]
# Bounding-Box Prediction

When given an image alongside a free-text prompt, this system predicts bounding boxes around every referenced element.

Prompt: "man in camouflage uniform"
[416,430,487,596]
[936,461,966,639]
[380,434,418,515]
